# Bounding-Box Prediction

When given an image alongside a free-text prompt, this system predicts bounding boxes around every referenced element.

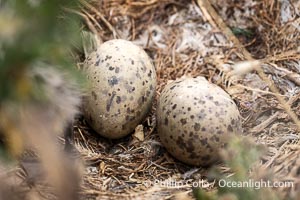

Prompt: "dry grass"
[4,0,299,199]
[70,0,300,199]
[57,0,299,199]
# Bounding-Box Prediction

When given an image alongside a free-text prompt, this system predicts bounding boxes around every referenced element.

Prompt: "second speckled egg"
[83,39,156,139]
[157,77,242,166]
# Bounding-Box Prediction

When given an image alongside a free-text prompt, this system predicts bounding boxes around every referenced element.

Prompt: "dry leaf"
[133,125,144,142]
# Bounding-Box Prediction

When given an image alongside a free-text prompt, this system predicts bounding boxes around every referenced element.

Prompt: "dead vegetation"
[67,0,300,199]
[2,0,300,199]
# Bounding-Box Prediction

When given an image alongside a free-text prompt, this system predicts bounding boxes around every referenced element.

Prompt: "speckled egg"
[83,39,156,139]
[157,77,242,166]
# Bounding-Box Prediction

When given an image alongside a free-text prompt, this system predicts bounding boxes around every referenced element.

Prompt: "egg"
[157,77,242,166]
[83,39,156,139]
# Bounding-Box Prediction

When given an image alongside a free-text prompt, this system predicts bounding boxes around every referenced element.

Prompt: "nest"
[2,0,299,199]
[72,0,300,199]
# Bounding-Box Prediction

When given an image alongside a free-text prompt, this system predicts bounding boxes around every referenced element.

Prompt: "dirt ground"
[68,0,300,199]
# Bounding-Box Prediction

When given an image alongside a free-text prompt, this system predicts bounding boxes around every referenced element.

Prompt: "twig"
[197,0,252,60]
[64,7,99,37]
[250,112,280,133]
[263,63,300,86]
[127,0,159,6]
[81,9,103,31]
[150,161,170,171]
[235,84,287,97]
